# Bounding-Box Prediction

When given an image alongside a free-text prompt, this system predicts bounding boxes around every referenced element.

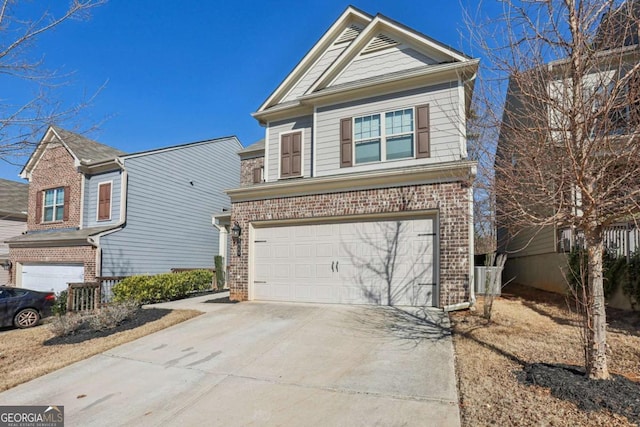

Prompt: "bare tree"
[467,0,640,379]
[0,0,106,164]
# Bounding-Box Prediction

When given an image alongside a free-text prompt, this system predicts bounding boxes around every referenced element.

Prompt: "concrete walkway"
[0,294,461,426]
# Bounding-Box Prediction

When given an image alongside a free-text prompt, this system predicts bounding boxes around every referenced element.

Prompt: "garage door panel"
[21,264,84,294]
[315,243,333,258]
[252,217,437,307]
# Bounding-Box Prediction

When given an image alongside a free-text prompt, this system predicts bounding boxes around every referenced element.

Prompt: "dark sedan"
[0,286,55,328]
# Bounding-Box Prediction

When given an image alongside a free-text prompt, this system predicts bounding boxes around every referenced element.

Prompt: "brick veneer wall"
[228,181,471,307]
[240,156,264,186]
[9,246,97,285]
[28,144,83,231]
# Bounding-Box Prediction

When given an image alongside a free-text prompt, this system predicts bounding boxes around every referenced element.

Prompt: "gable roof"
[0,178,28,218]
[20,127,126,179]
[254,6,477,122]
[257,6,373,114]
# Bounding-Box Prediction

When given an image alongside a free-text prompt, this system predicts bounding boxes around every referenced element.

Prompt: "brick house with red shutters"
[7,126,241,294]
[219,7,478,309]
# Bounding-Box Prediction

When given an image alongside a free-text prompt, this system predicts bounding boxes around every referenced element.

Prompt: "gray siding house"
[7,127,241,294]
[224,7,478,309]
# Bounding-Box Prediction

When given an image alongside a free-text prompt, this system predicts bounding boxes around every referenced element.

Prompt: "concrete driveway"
[0,296,460,426]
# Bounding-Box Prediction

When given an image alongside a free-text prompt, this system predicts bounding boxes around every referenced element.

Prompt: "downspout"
[87,157,128,278]
[444,164,477,312]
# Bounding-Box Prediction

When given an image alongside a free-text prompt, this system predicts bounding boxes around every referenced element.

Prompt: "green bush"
[52,290,68,316]
[568,246,640,308]
[112,270,213,304]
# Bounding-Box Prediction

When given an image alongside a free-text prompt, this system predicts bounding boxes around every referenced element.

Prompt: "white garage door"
[252,217,437,306]
[21,264,84,294]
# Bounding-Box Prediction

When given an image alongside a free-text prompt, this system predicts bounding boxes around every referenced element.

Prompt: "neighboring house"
[497,2,640,310]
[221,7,479,308]
[0,179,28,285]
[7,126,241,294]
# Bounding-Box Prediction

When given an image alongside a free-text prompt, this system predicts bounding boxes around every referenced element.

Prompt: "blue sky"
[0,0,496,181]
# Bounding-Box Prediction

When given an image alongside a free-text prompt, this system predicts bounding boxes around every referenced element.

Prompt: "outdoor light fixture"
[1,260,11,271]
[231,222,242,256]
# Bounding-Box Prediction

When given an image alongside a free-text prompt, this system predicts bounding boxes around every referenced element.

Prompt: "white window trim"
[43,187,65,223]
[96,180,113,222]
[353,107,415,165]
[278,129,305,179]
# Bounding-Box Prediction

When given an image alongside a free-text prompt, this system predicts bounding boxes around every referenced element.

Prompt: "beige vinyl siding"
[502,225,557,258]
[315,84,463,177]
[267,116,313,181]
[0,218,26,285]
[282,45,348,103]
[332,47,438,87]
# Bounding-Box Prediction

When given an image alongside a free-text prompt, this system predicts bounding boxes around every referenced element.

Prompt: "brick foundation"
[229,182,471,307]
[9,246,97,285]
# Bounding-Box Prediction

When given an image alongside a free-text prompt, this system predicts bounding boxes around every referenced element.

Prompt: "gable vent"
[363,33,399,53]
[335,24,364,44]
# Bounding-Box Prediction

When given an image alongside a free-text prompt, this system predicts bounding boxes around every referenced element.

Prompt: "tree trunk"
[585,227,609,380]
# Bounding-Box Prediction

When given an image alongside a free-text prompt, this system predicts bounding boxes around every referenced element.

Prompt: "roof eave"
[226,160,477,203]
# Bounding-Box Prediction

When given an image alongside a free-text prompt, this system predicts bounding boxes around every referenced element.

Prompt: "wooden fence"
[66,276,128,311]
[67,282,101,312]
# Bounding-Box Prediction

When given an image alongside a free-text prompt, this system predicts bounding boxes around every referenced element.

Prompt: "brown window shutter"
[63,186,70,221]
[35,191,43,223]
[416,104,430,158]
[281,134,292,177]
[340,118,353,167]
[98,183,112,220]
[252,167,262,184]
[291,132,302,176]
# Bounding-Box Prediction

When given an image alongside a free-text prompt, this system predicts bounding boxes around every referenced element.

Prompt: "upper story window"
[341,105,429,167]
[97,181,112,221]
[43,188,65,222]
[353,109,414,164]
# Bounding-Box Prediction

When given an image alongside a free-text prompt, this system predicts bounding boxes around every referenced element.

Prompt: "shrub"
[49,312,88,336]
[568,247,640,308]
[52,290,68,316]
[48,301,140,337]
[112,270,214,304]
[88,301,139,331]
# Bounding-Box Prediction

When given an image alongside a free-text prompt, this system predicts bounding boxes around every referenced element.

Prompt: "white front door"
[21,264,85,294]
[252,217,437,306]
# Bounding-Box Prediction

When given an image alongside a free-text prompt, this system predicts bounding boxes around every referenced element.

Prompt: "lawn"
[452,284,640,426]
[0,307,201,392]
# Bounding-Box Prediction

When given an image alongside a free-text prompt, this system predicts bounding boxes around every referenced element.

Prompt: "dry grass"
[452,284,640,426]
[0,308,201,392]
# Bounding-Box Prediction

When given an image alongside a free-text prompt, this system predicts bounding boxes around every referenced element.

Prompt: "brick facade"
[228,181,471,308]
[8,143,93,286]
[9,246,97,284]
[28,144,83,231]
[240,157,264,186]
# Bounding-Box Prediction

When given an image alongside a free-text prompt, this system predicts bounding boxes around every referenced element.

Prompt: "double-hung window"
[43,187,65,222]
[385,109,414,160]
[354,114,382,163]
[353,108,414,164]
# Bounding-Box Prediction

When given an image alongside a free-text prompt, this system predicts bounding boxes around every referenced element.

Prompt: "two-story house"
[0,179,28,285]
[496,1,640,310]
[7,126,241,294]
[222,7,478,309]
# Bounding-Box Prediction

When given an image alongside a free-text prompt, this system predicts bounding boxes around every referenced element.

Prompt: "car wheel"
[14,308,40,329]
